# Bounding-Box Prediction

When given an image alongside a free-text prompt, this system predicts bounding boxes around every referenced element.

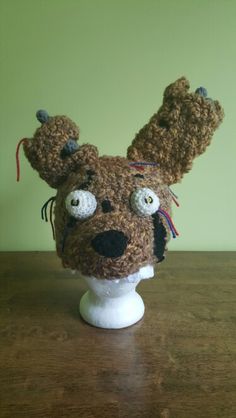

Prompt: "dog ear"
[23,110,99,188]
[127,77,224,185]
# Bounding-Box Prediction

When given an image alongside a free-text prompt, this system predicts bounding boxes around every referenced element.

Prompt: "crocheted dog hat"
[17,77,224,279]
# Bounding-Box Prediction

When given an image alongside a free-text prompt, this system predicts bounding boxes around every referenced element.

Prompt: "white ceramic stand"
[79,265,154,329]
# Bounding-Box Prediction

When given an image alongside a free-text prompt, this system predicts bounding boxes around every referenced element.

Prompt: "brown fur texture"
[55,158,171,278]
[127,77,224,184]
[21,77,224,279]
[23,115,98,188]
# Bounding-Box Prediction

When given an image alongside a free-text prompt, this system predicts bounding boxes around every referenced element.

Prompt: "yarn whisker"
[49,198,56,240]
[129,162,159,167]
[158,208,179,239]
[41,197,55,221]
[41,202,48,222]
[168,187,180,207]
[16,138,27,182]
[41,197,56,239]
[168,187,178,199]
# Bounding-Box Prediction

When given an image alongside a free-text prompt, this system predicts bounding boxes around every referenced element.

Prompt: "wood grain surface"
[0,252,235,418]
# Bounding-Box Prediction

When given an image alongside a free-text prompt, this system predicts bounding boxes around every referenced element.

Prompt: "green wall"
[0,0,235,251]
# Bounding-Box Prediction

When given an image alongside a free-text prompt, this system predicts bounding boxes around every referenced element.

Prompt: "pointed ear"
[23,111,99,188]
[127,77,224,185]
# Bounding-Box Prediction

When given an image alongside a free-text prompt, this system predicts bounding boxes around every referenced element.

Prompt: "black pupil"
[145,196,153,204]
[71,199,79,206]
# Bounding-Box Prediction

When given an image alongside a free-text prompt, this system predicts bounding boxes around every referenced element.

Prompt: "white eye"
[131,188,160,216]
[65,190,97,219]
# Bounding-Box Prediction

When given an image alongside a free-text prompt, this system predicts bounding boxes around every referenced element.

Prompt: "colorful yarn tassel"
[129,162,159,167]
[158,208,179,239]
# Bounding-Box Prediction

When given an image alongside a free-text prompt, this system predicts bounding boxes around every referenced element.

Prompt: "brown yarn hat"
[21,77,224,279]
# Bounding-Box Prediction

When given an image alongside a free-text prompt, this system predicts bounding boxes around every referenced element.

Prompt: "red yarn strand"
[130,165,145,172]
[16,138,26,182]
[171,195,180,207]
[168,188,180,207]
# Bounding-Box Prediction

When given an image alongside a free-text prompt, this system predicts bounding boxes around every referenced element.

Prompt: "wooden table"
[0,252,235,418]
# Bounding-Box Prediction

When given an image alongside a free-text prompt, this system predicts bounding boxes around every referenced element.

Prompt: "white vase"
[79,265,154,329]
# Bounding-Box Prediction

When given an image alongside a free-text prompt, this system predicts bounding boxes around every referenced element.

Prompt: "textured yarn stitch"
[127,77,224,185]
[21,77,224,279]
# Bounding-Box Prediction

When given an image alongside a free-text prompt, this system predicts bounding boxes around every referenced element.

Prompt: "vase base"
[79,289,145,329]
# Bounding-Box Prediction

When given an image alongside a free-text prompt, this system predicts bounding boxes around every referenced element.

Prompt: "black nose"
[91,230,128,258]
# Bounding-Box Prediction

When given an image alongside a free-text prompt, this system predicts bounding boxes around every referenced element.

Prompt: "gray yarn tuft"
[60,138,80,159]
[36,109,50,124]
[195,87,208,97]
[65,138,79,153]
